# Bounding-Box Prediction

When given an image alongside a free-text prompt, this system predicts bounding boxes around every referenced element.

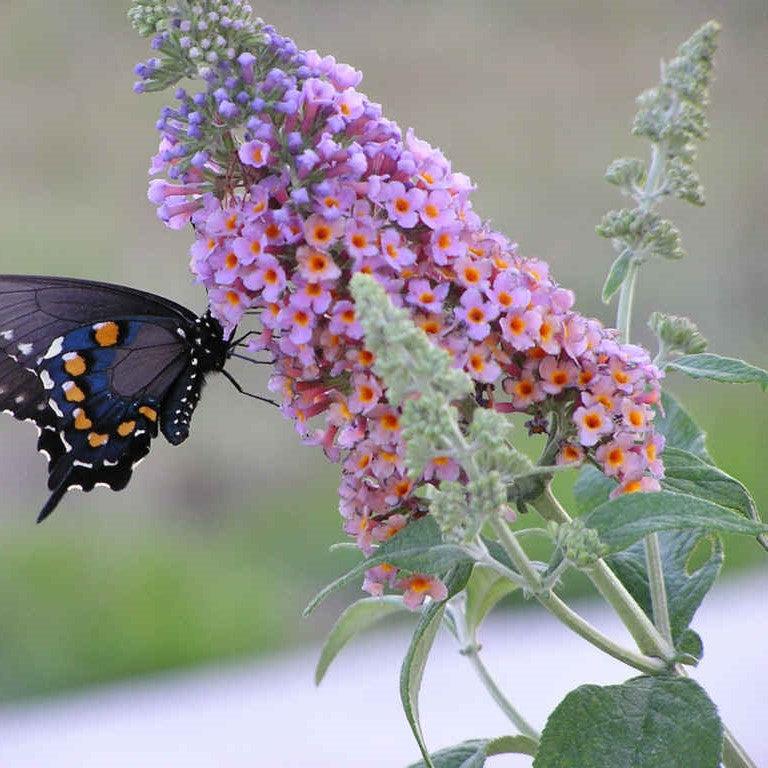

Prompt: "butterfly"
[0,275,271,522]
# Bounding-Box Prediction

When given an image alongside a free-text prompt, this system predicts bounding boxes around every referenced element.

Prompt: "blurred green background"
[0,0,765,701]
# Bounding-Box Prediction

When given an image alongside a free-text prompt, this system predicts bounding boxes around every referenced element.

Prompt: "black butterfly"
[0,275,270,522]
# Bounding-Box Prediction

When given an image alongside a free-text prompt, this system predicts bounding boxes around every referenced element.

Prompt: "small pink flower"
[296,245,342,282]
[641,433,666,478]
[573,403,613,447]
[419,189,455,229]
[430,227,467,264]
[456,289,499,341]
[596,434,642,478]
[423,455,461,482]
[610,475,662,499]
[621,398,651,433]
[454,256,491,290]
[380,228,417,271]
[463,343,502,383]
[557,443,585,466]
[503,369,544,409]
[279,297,316,345]
[329,300,364,339]
[345,221,378,261]
[384,182,426,228]
[304,214,343,250]
[500,309,541,351]
[348,374,383,414]
[489,274,530,312]
[238,139,271,168]
[233,229,268,266]
[242,254,287,302]
[406,279,449,314]
[398,574,448,610]
[539,356,577,395]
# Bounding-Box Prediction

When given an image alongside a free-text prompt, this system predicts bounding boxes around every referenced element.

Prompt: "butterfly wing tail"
[37,479,70,523]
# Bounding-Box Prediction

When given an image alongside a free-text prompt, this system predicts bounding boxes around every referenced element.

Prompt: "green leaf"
[602,249,633,303]
[304,518,473,615]
[534,676,722,768]
[315,596,408,685]
[661,447,758,520]
[667,353,768,390]
[408,735,538,768]
[401,566,470,767]
[582,490,768,553]
[655,391,711,462]
[573,465,615,514]
[464,566,519,635]
[676,628,704,663]
[606,529,722,645]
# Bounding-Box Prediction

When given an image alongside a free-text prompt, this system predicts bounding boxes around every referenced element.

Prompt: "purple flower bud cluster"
[140,18,665,602]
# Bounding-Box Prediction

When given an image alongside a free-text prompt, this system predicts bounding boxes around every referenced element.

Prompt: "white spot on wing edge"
[48,399,63,418]
[44,337,64,360]
[17,342,33,356]
[40,370,55,390]
[0,329,14,341]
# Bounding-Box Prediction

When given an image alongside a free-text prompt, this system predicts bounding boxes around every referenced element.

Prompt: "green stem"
[466,646,541,741]
[531,488,674,660]
[489,517,667,675]
[644,531,674,644]
[450,601,541,742]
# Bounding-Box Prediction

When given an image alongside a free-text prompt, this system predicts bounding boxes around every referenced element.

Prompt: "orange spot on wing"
[63,353,87,377]
[117,420,137,437]
[139,406,158,422]
[93,322,120,347]
[87,432,109,448]
[73,408,92,431]
[63,382,85,403]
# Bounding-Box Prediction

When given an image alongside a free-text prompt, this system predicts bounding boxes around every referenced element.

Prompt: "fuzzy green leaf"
[401,566,470,767]
[408,735,538,768]
[661,447,758,520]
[606,529,722,646]
[304,518,473,615]
[464,566,519,635]
[582,491,767,553]
[655,391,712,462]
[573,465,616,514]
[315,597,408,685]
[667,353,768,390]
[534,676,722,768]
[602,249,633,303]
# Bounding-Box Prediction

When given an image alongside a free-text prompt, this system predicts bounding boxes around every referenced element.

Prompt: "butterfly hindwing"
[0,275,229,521]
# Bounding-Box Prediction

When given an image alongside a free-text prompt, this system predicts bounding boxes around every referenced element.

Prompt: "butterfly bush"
[132,1,664,600]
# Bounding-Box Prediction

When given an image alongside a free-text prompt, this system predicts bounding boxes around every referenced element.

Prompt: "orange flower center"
[468,307,485,324]
[584,413,602,430]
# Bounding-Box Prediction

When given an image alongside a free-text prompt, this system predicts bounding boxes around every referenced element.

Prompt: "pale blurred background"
[0,0,765,736]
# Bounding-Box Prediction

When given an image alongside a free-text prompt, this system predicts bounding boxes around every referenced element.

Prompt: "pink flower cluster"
[147,36,664,605]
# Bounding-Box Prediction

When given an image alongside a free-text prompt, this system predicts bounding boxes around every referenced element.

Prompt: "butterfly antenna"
[221,369,279,407]
[230,352,275,366]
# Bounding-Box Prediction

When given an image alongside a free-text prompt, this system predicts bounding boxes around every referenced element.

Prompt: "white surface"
[0,575,764,767]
